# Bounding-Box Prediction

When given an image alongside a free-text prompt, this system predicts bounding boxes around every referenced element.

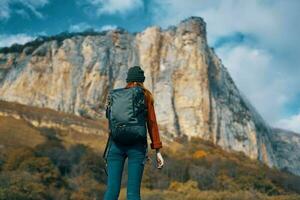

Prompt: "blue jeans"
[103,139,148,200]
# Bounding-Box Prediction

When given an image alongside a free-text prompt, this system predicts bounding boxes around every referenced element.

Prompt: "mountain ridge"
[0,16,299,176]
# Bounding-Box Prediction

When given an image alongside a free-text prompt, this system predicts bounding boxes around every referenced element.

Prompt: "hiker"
[103,65,164,200]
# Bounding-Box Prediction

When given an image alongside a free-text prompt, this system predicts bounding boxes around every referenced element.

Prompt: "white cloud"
[216,43,292,123]
[150,0,300,128]
[84,0,143,16]
[0,0,10,19]
[99,25,117,31]
[15,9,30,19]
[275,114,300,133]
[69,23,118,32]
[151,0,300,50]
[0,34,35,48]
[150,0,216,30]
[69,22,92,32]
[0,0,48,20]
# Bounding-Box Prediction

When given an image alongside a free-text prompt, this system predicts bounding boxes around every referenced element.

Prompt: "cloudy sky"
[0,0,299,132]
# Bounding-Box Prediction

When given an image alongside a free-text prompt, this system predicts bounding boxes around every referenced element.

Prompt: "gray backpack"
[106,85,148,145]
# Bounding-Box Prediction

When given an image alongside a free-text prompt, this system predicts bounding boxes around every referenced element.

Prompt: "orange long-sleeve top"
[125,82,163,149]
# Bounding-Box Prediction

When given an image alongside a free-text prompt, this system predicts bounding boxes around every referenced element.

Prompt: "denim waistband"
[103,137,149,176]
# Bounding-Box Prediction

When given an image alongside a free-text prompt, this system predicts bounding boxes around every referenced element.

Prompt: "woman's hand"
[155,149,164,169]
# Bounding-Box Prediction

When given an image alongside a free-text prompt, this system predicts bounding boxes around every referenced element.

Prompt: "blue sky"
[0,0,300,132]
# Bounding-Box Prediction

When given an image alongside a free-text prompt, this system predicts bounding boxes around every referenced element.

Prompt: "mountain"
[0,16,299,176]
[270,128,300,176]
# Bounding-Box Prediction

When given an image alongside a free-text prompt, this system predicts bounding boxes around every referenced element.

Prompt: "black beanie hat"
[126,66,145,83]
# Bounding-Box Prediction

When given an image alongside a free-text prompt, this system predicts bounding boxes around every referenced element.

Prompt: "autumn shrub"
[0,170,50,200]
[3,147,35,171]
[18,156,62,187]
[192,150,207,159]
[70,149,106,182]
[69,174,105,200]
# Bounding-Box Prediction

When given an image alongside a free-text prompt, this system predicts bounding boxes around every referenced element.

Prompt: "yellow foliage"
[168,180,199,194]
[192,150,207,159]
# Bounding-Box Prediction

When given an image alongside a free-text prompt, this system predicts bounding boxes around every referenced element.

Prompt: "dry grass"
[0,116,46,151]
[0,99,107,131]
[0,100,110,153]
[56,129,108,153]
[117,186,300,200]
[1,100,300,199]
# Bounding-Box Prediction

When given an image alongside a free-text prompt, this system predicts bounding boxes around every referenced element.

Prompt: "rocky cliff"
[270,128,300,176]
[0,16,298,175]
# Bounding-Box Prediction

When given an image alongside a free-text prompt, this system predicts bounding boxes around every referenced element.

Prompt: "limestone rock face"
[0,16,298,174]
[270,128,300,176]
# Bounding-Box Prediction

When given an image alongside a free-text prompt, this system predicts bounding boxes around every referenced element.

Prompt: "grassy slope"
[0,100,300,199]
[0,116,46,149]
[0,100,108,153]
[0,100,107,130]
